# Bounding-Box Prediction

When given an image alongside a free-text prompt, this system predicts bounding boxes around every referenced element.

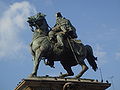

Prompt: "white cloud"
[0,1,36,59]
[94,45,107,66]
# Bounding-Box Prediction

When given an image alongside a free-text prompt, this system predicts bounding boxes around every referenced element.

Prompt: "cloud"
[115,52,120,60]
[94,45,107,66]
[0,1,36,59]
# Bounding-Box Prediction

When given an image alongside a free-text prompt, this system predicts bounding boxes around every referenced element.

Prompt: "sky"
[0,0,120,90]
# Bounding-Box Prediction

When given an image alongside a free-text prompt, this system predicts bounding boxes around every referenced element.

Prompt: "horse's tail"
[85,45,98,71]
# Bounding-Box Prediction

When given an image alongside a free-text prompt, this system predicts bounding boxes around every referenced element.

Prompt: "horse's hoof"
[28,73,37,78]
[59,74,67,78]
[75,74,82,79]
[59,75,65,78]
[75,76,80,79]
[59,73,74,78]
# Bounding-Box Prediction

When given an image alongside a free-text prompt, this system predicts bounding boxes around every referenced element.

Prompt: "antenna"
[99,68,103,82]
[110,76,115,90]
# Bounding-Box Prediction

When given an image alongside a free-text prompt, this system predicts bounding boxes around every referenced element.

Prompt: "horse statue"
[27,13,98,78]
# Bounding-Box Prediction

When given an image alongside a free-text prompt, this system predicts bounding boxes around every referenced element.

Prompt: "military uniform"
[49,16,77,47]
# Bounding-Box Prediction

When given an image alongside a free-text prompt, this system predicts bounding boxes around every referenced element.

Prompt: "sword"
[67,37,79,64]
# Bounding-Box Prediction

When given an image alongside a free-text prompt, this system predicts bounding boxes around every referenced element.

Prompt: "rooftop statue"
[27,12,98,78]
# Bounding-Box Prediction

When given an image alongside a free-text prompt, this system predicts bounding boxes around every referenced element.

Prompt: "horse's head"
[27,12,46,29]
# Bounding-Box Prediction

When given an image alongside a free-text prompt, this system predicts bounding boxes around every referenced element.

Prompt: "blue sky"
[0,0,120,90]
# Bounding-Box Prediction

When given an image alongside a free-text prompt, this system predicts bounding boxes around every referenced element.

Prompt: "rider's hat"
[56,12,62,17]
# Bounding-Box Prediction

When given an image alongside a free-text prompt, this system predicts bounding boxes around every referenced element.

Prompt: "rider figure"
[46,12,78,67]
[49,12,78,48]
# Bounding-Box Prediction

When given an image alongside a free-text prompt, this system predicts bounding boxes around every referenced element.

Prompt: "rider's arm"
[60,24,68,34]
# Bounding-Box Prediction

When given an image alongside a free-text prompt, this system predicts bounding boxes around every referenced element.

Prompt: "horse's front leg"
[29,48,42,77]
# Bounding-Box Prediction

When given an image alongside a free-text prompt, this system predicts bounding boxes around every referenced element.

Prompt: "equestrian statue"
[27,12,98,78]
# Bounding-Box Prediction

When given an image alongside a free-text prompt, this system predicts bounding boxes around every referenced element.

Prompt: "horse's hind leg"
[75,60,88,78]
[60,63,74,78]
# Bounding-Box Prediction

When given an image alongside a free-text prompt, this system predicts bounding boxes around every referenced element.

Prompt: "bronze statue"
[49,12,77,48]
[27,12,98,78]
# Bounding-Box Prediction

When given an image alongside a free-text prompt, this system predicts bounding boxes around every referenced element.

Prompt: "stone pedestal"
[15,77,111,90]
